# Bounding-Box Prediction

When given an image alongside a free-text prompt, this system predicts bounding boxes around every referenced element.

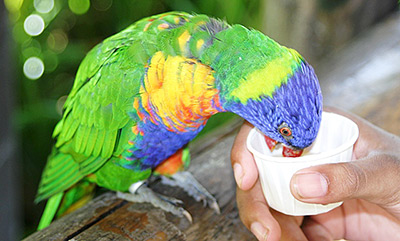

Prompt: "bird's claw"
[117,184,192,223]
[160,171,220,214]
[210,200,221,215]
[182,209,193,224]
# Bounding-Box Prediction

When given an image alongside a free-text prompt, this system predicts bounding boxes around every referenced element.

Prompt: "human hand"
[231,107,400,240]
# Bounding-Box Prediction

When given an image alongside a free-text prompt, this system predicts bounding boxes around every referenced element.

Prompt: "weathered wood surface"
[25,12,400,241]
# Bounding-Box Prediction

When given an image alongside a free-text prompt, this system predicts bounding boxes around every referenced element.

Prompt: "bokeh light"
[68,0,90,15]
[57,11,77,31]
[23,57,45,80]
[34,0,55,14]
[47,29,68,53]
[56,95,68,116]
[4,0,24,13]
[24,14,45,36]
[21,39,42,58]
[93,0,113,11]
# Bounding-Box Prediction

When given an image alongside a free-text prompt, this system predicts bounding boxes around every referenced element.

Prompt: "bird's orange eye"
[279,127,292,137]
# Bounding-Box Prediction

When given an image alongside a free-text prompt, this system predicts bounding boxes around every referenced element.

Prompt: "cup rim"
[246,111,359,163]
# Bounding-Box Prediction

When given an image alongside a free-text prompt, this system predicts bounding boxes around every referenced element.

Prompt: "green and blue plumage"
[36,11,322,229]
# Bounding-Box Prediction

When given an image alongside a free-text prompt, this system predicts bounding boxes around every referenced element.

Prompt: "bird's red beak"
[264,135,278,151]
[264,135,303,157]
[282,146,303,157]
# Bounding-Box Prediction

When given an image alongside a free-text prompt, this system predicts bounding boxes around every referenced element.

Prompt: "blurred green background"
[1,0,398,239]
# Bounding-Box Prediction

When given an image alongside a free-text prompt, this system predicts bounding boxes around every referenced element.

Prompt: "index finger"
[231,121,259,190]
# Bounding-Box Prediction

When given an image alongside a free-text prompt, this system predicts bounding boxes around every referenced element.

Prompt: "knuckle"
[377,154,400,206]
[230,150,240,164]
[230,145,246,164]
[337,162,367,197]
[236,201,252,229]
[237,212,251,230]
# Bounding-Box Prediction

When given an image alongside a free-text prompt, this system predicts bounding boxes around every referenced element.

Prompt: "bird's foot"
[117,182,192,223]
[160,171,220,214]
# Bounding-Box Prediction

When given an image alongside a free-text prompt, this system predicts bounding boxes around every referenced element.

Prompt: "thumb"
[290,152,400,212]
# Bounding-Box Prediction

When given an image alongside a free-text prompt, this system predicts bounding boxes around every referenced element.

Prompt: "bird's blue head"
[224,61,323,154]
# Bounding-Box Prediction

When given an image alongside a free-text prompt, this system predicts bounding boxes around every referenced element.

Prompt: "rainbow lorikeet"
[36,11,322,229]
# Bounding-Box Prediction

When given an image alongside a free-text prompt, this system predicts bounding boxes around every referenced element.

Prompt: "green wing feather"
[35,27,148,203]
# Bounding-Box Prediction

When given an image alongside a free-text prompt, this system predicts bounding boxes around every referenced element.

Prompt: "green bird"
[36,11,322,229]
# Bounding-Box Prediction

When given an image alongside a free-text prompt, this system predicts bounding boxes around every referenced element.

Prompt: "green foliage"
[6,0,262,236]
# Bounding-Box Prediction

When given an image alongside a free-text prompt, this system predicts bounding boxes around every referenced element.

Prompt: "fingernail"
[250,222,269,241]
[293,172,328,198]
[233,163,244,188]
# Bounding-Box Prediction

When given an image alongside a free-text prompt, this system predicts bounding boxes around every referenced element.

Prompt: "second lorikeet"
[36,11,323,229]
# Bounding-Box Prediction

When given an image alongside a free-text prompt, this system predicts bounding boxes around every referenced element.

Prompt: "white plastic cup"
[246,111,359,216]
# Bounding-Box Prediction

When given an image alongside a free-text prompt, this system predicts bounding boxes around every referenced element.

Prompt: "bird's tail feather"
[56,180,96,217]
[37,192,63,230]
[37,180,96,230]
